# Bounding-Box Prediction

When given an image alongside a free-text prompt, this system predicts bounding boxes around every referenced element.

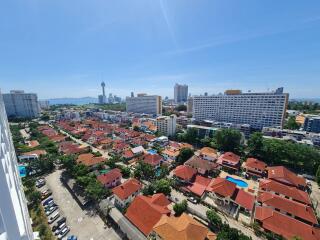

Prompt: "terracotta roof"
[125,194,171,235]
[199,147,218,159]
[206,177,237,198]
[174,165,197,181]
[244,158,267,171]
[143,154,163,167]
[217,152,240,166]
[112,178,142,201]
[97,168,122,185]
[185,156,219,172]
[259,179,311,205]
[49,135,66,142]
[153,213,216,240]
[23,149,47,156]
[28,140,39,148]
[232,188,255,211]
[255,206,320,240]
[162,148,180,158]
[123,150,134,159]
[257,192,317,224]
[267,166,306,188]
[187,175,211,197]
[76,153,105,166]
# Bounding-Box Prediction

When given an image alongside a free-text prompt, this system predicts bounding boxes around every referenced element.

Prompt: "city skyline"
[1,1,320,99]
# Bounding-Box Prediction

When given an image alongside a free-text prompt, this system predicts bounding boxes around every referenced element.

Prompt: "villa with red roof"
[206,177,237,206]
[255,206,320,240]
[125,193,171,236]
[187,175,211,198]
[97,168,122,188]
[142,154,164,169]
[76,153,106,168]
[112,178,142,208]
[199,147,218,161]
[184,156,219,175]
[173,165,197,183]
[242,157,267,177]
[217,152,241,172]
[267,166,306,190]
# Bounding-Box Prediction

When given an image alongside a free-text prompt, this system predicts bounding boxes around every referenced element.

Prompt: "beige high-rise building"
[156,115,177,136]
[126,94,162,115]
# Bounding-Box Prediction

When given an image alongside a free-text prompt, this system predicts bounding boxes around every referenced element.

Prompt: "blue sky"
[1,0,320,99]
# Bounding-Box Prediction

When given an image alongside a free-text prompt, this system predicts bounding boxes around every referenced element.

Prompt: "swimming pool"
[18,165,27,178]
[147,149,157,155]
[226,176,248,188]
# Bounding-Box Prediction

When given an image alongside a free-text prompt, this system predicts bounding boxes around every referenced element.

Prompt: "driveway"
[45,169,121,240]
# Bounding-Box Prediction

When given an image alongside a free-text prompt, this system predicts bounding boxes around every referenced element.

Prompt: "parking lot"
[44,169,121,240]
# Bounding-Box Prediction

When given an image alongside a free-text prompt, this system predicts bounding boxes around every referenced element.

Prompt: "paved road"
[45,169,121,240]
[171,189,261,240]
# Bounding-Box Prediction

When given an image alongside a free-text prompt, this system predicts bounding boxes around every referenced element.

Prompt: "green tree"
[247,132,264,158]
[85,180,108,202]
[60,154,77,173]
[119,166,131,178]
[176,148,194,165]
[154,179,171,196]
[175,105,187,111]
[28,191,42,207]
[284,116,300,130]
[206,210,222,230]
[133,126,140,131]
[134,161,155,180]
[173,200,188,216]
[214,128,242,153]
[316,165,320,185]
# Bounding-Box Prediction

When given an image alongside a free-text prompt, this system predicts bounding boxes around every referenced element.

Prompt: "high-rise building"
[193,88,289,129]
[187,97,193,114]
[3,90,39,118]
[156,115,177,136]
[0,92,34,240]
[126,94,162,115]
[38,100,50,110]
[174,84,188,103]
[98,82,107,104]
[130,92,134,98]
[303,116,320,133]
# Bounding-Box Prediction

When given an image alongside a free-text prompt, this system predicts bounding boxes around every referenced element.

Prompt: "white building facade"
[3,91,39,118]
[174,84,188,103]
[156,115,177,136]
[0,93,34,240]
[126,94,162,115]
[193,89,288,129]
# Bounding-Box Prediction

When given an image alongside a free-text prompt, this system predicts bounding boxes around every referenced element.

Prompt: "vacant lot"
[45,169,121,240]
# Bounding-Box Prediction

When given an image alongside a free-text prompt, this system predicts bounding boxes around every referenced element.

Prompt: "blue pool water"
[226,176,248,188]
[18,166,27,178]
[147,149,157,155]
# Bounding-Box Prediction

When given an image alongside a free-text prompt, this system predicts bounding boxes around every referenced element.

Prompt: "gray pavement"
[45,169,121,240]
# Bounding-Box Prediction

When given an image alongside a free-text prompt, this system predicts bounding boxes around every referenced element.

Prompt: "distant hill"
[47,97,98,105]
[290,98,320,103]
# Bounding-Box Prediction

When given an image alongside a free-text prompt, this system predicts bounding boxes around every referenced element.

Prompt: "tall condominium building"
[303,116,320,133]
[0,93,34,240]
[3,90,39,118]
[156,115,177,136]
[193,88,289,129]
[187,97,193,114]
[126,94,162,115]
[174,83,188,103]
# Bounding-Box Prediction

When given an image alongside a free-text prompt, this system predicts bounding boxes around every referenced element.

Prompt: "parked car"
[45,203,57,211]
[48,211,60,224]
[52,217,66,231]
[45,206,58,216]
[187,197,199,204]
[36,178,46,188]
[41,190,52,200]
[67,235,77,240]
[57,226,70,240]
[42,197,53,206]
[54,223,66,235]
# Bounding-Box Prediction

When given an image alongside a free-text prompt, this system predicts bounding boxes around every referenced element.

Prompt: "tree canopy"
[284,116,301,130]
[176,148,194,165]
[214,128,243,153]
[173,200,188,216]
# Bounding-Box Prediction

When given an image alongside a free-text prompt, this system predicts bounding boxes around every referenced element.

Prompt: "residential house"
[162,147,180,161]
[173,165,197,183]
[242,158,267,178]
[187,175,212,198]
[142,154,164,169]
[112,178,142,209]
[231,188,255,215]
[151,213,216,240]
[206,177,237,206]
[97,168,122,188]
[125,193,171,236]
[131,146,145,156]
[199,147,218,161]
[76,153,106,168]
[184,156,219,176]
[217,152,240,172]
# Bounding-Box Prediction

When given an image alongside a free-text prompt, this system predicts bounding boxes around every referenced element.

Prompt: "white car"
[48,211,60,224]
[45,206,58,216]
[57,226,70,240]
[55,222,66,235]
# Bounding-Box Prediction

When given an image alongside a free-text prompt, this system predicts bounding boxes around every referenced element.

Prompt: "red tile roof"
[77,153,106,167]
[206,177,237,198]
[218,152,240,165]
[173,165,197,181]
[125,193,171,235]
[123,150,134,159]
[232,188,255,211]
[257,192,317,224]
[255,206,320,240]
[187,175,211,197]
[259,179,311,205]
[245,158,267,172]
[97,168,122,185]
[112,178,142,201]
[267,166,306,188]
[23,149,47,156]
[185,156,219,172]
[143,154,163,167]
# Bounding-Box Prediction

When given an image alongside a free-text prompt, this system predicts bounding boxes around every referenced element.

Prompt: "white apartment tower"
[3,91,39,118]
[126,94,162,115]
[174,84,188,103]
[156,115,177,136]
[193,88,288,129]
[0,92,34,240]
